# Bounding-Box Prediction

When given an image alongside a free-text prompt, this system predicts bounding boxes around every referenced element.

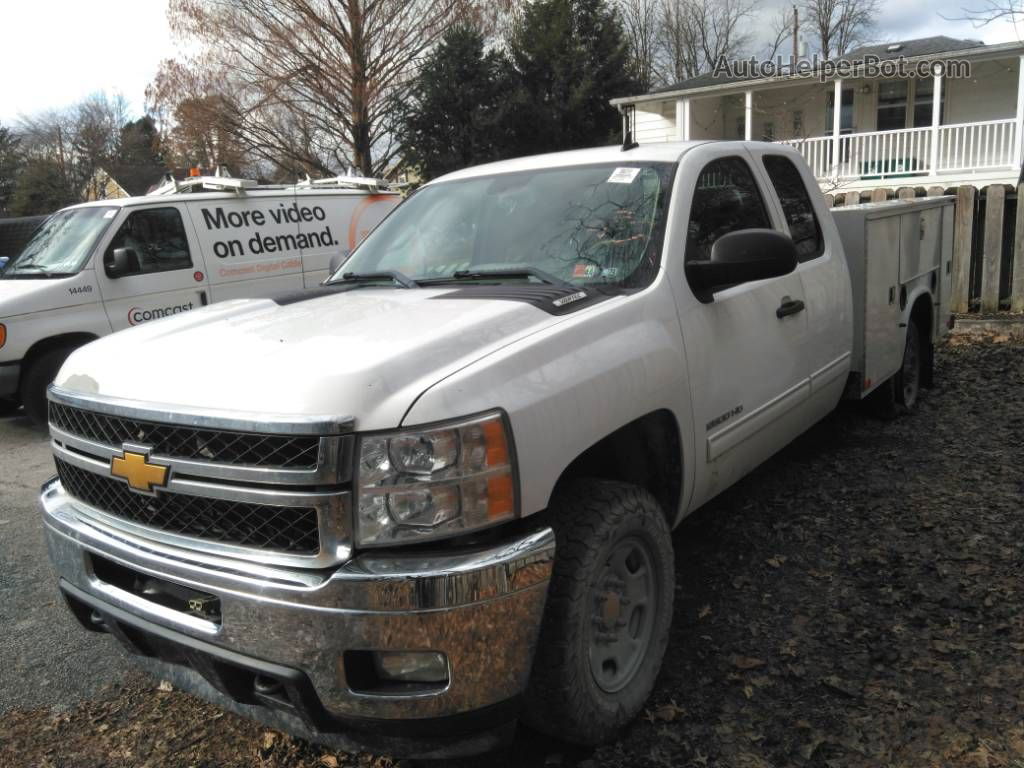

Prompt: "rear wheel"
[896,318,922,410]
[523,480,674,745]
[869,318,923,418]
[21,346,76,427]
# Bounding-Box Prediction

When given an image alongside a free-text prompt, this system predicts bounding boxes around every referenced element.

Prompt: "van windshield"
[1,207,117,279]
[333,162,676,289]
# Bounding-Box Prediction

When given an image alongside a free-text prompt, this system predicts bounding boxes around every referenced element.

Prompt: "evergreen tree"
[398,25,512,181]
[117,116,163,167]
[506,0,638,156]
[10,157,73,216]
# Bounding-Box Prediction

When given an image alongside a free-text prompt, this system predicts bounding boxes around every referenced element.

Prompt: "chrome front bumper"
[42,478,555,755]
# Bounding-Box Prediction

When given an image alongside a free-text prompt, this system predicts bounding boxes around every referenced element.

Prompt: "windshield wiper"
[335,270,419,288]
[421,267,575,290]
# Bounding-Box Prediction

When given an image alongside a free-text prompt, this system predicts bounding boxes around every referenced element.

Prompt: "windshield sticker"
[607,167,641,184]
[103,209,118,218]
[573,263,599,278]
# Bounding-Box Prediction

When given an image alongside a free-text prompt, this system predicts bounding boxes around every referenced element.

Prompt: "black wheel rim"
[587,534,658,694]
[902,328,920,407]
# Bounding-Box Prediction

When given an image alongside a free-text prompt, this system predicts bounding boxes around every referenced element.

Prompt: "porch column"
[1015,55,1024,166]
[929,69,943,176]
[676,98,691,141]
[832,79,843,180]
[744,91,753,141]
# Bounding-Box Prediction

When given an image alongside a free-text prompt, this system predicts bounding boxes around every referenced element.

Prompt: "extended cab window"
[105,208,192,275]
[686,157,771,262]
[763,155,824,261]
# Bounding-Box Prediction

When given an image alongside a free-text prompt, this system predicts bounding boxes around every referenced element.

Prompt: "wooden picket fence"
[825,183,1024,315]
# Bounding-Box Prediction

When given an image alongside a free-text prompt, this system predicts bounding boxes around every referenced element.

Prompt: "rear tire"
[21,346,76,427]
[896,317,922,410]
[523,480,674,746]
[869,318,923,418]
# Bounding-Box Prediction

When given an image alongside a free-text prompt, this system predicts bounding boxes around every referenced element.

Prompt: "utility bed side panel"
[865,217,904,389]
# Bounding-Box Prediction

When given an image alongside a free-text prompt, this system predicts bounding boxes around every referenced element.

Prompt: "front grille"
[55,459,320,555]
[49,402,320,469]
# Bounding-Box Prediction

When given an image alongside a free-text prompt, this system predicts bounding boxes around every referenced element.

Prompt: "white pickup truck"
[41,142,951,758]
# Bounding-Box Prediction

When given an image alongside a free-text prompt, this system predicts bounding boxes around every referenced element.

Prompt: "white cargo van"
[0,174,400,423]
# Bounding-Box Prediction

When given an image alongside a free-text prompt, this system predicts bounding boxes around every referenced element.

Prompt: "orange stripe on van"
[348,195,394,250]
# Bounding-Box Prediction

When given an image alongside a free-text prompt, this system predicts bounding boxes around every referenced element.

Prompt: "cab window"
[105,208,192,275]
[686,157,771,262]
[762,155,824,262]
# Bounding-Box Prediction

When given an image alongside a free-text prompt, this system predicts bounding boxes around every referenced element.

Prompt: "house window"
[762,122,775,141]
[825,88,854,134]
[912,77,945,128]
[735,117,745,138]
[793,110,804,136]
[877,81,908,131]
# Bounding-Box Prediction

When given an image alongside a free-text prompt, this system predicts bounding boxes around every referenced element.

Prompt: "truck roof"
[433,141,714,184]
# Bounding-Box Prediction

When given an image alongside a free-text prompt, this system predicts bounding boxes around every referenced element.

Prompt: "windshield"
[334,162,676,289]
[2,206,117,279]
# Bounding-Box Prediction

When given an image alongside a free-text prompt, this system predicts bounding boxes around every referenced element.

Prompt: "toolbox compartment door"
[864,216,903,390]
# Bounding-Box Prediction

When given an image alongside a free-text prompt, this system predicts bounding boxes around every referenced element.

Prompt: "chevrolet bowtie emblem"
[110,449,169,494]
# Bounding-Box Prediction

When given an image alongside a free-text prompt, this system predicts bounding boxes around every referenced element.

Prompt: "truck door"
[750,149,853,420]
[671,149,812,505]
[94,205,210,332]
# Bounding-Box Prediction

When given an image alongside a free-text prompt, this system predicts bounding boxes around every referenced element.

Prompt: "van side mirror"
[328,249,351,276]
[685,229,798,303]
[104,247,140,278]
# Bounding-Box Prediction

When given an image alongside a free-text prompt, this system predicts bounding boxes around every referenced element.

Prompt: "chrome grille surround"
[47,386,353,569]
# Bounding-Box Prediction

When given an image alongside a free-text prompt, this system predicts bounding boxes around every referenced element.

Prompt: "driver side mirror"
[104,247,140,278]
[327,248,351,277]
[685,229,798,303]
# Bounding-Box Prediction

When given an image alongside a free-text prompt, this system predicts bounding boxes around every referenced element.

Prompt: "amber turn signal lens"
[0,323,6,350]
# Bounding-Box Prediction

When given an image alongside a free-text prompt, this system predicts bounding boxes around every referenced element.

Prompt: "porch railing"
[778,118,1019,181]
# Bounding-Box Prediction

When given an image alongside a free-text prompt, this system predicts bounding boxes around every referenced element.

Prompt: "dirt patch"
[3,339,1022,768]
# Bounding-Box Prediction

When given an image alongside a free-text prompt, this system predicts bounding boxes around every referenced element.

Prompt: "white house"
[611,36,1024,192]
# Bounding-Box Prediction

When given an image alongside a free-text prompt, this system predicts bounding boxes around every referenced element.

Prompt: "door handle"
[198,289,209,306]
[776,298,805,319]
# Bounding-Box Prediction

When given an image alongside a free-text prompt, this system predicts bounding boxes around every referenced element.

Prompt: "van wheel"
[21,346,76,427]
[523,480,674,746]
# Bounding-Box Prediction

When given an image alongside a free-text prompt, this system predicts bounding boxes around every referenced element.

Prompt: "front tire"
[21,346,76,427]
[523,480,674,745]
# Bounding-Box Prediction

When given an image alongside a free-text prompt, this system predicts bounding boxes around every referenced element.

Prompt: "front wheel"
[523,480,674,745]
[21,346,76,427]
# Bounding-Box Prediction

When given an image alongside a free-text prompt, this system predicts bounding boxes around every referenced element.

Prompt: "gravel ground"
[1,337,1022,768]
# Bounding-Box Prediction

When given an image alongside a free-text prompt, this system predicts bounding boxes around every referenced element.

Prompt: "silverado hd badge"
[110,446,170,494]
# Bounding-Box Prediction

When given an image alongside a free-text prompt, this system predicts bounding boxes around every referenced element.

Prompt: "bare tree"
[657,0,753,84]
[944,1,1024,25]
[801,0,880,60]
[618,0,661,91]
[158,0,469,177]
[763,6,799,62]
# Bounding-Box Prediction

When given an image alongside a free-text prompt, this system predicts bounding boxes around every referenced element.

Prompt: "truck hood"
[56,288,575,430]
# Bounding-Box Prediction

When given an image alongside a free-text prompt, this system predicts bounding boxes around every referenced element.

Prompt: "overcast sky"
[0,0,1021,126]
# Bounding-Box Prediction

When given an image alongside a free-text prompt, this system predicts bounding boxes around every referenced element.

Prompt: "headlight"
[356,411,517,546]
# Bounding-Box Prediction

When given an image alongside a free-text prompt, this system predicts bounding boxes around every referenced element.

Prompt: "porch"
[628,53,1024,191]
